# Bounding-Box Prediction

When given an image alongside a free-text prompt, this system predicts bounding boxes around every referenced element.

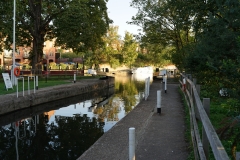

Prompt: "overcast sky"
[107,0,141,39]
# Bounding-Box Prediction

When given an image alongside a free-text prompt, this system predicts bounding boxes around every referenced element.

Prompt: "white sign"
[2,73,13,90]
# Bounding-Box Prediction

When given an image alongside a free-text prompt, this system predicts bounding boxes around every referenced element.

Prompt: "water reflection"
[0,73,152,160]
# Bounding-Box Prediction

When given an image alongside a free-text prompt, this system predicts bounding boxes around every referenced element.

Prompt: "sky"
[107,0,141,39]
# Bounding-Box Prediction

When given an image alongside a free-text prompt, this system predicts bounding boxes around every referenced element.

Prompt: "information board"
[2,73,13,90]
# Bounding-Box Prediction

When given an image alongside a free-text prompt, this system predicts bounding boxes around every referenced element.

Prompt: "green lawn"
[0,75,101,95]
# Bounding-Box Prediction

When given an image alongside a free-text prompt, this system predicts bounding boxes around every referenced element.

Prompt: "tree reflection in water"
[0,114,104,160]
[0,73,151,159]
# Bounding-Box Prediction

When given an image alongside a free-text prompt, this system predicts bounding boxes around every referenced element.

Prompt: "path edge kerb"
[0,77,114,115]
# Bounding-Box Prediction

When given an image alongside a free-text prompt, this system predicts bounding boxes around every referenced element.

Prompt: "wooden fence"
[179,73,229,160]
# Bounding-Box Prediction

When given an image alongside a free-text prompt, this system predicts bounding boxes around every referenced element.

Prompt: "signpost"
[2,73,13,90]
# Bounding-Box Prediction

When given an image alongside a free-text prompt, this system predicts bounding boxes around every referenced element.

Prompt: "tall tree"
[185,0,240,93]
[101,25,122,68]
[53,0,111,53]
[0,0,72,68]
[130,0,194,70]
[0,0,110,69]
[53,0,111,69]
[122,32,138,68]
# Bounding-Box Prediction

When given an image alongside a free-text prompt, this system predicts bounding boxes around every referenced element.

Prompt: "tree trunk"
[30,0,44,70]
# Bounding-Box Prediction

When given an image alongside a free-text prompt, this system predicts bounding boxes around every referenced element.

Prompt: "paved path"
[78,80,189,160]
[136,81,189,160]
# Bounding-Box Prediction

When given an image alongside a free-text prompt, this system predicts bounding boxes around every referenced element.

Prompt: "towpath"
[78,80,189,160]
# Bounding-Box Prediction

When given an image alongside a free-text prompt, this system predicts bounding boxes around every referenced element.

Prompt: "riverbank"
[0,77,114,115]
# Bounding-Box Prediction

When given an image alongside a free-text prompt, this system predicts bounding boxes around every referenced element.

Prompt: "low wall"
[0,77,114,115]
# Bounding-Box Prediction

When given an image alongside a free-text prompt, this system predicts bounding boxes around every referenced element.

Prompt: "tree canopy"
[0,0,111,69]
[130,0,240,93]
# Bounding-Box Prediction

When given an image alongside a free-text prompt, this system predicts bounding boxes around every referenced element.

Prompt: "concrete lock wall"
[0,77,115,115]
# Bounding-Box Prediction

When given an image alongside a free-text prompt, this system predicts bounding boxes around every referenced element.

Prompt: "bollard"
[157,90,161,114]
[164,75,167,93]
[183,77,186,92]
[36,76,38,90]
[74,72,76,83]
[129,127,135,160]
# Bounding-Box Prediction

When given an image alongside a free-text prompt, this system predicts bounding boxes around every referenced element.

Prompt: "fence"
[179,73,229,160]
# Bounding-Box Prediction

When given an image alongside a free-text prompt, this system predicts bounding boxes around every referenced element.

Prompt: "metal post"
[157,90,161,114]
[28,77,30,95]
[16,77,24,98]
[74,72,76,83]
[164,75,167,93]
[129,127,135,160]
[22,77,24,96]
[145,78,148,100]
[36,76,38,90]
[34,76,35,93]
[28,76,35,95]
[16,77,18,97]
[11,0,16,86]
[203,98,210,159]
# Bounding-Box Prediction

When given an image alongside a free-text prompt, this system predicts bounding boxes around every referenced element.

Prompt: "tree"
[121,32,138,68]
[101,25,122,68]
[0,0,110,69]
[130,0,194,70]
[0,0,73,68]
[53,0,112,69]
[185,0,240,93]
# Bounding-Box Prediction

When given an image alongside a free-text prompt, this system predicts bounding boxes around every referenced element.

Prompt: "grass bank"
[0,75,101,95]
[180,87,239,160]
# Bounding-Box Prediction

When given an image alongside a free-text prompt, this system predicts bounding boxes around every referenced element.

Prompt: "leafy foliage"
[122,32,138,68]
[53,0,111,53]
[0,0,110,69]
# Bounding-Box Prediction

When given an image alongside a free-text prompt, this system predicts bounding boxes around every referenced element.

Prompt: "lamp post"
[82,55,84,76]
[11,0,16,86]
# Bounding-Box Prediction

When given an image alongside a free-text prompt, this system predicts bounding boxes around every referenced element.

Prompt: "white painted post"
[129,127,135,160]
[145,77,150,99]
[36,76,38,90]
[145,77,150,100]
[33,76,35,93]
[74,72,76,83]
[148,77,150,96]
[157,90,161,114]
[164,75,167,93]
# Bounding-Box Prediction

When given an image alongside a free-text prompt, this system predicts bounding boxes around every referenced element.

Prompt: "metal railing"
[179,73,229,160]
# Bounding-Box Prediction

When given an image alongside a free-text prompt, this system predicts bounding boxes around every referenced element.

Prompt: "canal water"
[0,73,152,160]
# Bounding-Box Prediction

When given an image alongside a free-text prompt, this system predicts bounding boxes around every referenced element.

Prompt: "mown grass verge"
[0,75,101,95]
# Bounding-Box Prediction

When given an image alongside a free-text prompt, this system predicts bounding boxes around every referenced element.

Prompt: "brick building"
[0,40,57,69]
